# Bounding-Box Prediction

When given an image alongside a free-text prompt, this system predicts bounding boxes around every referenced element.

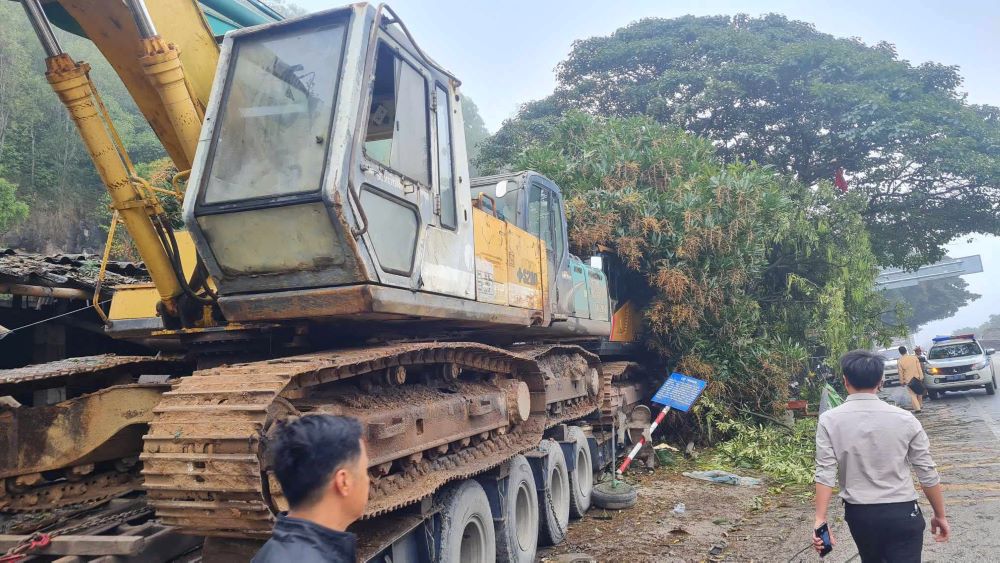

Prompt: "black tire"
[591,481,638,510]
[436,480,496,563]
[535,439,570,546]
[987,381,996,395]
[928,390,940,401]
[494,455,538,563]
[565,426,593,519]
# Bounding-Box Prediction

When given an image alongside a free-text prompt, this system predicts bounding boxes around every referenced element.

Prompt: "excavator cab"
[185,5,475,302]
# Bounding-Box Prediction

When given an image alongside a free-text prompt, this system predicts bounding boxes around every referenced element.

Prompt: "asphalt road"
[912,354,1000,561]
[815,355,1000,561]
[758,355,1000,563]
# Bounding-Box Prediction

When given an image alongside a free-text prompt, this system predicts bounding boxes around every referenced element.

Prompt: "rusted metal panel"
[217,284,374,321]
[217,283,538,328]
[0,384,168,478]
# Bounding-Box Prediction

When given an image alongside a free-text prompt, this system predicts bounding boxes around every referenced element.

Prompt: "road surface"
[757,355,1000,562]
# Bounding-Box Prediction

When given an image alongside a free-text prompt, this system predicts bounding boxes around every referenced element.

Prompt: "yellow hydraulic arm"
[18,0,217,324]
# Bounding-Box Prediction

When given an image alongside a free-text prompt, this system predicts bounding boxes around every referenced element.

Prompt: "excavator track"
[0,354,188,390]
[1,355,192,515]
[1,469,140,513]
[142,342,602,539]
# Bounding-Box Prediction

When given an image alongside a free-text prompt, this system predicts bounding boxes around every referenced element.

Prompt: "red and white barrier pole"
[618,407,670,474]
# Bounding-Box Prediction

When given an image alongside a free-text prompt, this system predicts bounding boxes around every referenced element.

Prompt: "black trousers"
[844,500,925,562]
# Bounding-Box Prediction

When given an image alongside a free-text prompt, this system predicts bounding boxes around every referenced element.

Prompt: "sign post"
[617,372,706,474]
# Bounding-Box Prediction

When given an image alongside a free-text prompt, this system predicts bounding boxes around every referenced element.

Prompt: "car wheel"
[987,381,996,396]
[928,390,940,400]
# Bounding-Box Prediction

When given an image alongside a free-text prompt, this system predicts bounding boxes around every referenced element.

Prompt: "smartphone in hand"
[815,522,833,557]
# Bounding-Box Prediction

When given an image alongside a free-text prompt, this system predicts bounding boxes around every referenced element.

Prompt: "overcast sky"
[295,0,1000,345]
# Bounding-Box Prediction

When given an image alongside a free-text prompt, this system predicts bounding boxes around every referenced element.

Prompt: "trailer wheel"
[566,426,593,519]
[436,480,496,563]
[495,454,539,563]
[536,439,570,546]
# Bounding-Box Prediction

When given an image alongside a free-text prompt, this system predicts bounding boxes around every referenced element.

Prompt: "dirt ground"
[539,464,778,562]
[543,355,1000,562]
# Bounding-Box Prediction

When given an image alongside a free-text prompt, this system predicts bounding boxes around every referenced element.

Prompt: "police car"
[924,334,997,398]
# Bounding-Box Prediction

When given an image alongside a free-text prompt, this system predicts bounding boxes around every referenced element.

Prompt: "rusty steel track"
[1,470,140,512]
[1,354,192,517]
[0,355,188,389]
[140,342,599,539]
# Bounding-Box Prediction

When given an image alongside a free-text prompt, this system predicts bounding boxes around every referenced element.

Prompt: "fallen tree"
[507,112,898,418]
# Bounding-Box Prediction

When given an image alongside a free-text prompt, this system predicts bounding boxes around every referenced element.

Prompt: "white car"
[877,348,902,386]
[924,335,997,398]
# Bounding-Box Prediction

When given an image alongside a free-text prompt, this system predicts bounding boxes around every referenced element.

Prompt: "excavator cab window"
[435,85,456,229]
[527,183,565,268]
[363,42,431,187]
[200,20,348,205]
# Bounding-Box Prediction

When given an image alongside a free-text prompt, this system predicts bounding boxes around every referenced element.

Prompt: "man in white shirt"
[812,349,950,561]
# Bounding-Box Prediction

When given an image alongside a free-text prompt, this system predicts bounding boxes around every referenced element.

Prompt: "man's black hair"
[840,349,885,390]
[270,415,364,509]
[898,345,908,355]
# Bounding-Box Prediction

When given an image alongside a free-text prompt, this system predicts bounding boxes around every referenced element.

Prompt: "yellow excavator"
[1,1,648,560]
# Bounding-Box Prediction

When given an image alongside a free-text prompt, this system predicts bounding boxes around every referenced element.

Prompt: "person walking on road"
[252,415,370,563]
[897,346,925,413]
[813,349,950,562]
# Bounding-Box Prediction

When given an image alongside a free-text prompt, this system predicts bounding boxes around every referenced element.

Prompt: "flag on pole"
[834,167,849,193]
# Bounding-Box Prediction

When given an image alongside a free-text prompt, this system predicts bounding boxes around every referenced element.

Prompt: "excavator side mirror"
[495,180,508,198]
[589,256,603,270]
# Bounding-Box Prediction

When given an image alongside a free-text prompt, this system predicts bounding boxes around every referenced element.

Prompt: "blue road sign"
[651,372,707,412]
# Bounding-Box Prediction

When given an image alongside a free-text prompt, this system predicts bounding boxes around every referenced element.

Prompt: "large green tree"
[955,314,1000,337]
[0,2,163,251]
[515,111,894,415]
[0,176,29,238]
[882,275,980,331]
[482,14,1000,268]
[461,95,490,177]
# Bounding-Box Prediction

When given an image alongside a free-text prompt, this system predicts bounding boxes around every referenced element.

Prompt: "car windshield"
[879,349,901,360]
[928,342,982,360]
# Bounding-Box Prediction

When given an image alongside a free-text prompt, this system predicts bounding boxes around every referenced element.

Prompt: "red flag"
[834,167,849,193]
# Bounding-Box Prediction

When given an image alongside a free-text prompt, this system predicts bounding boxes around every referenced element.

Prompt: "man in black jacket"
[253,415,369,563]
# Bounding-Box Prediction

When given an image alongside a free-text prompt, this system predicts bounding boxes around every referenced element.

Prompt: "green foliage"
[514,111,896,415]
[710,416,818,486]
[461,95,491,177]
[883,275,980,331]
[0,2,165,251]
[484,14,1000,267]
[0,176,29,236]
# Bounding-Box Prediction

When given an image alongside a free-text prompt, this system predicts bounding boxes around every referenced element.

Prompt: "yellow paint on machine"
[472,208,508,306]
[471,208,544,311]
[54,0,219,170]
[505,221,544,310]
[108,231,210,321]
[109,284,160,321]
[610,300,640,342]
